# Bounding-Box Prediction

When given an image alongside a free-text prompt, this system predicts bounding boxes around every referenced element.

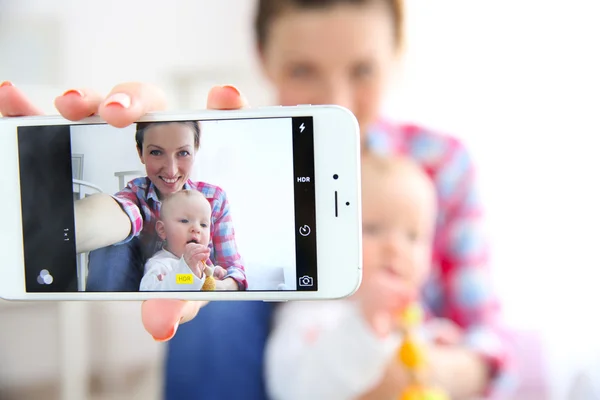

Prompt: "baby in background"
[139,189,215,291]
[265,154,460,400]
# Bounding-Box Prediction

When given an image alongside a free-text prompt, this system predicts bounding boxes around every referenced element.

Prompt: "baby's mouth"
[383,265,403,277]
[187,239,199,244]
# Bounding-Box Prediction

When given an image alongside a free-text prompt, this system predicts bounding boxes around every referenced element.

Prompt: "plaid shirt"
[368,120,516,397]
[111,177,247,290]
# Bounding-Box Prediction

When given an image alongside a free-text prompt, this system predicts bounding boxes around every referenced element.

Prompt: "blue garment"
[165,301,275,400]
[86,237,144,291]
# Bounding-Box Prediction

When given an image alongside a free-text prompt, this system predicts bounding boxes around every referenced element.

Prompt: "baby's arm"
[265,301,401,400]
[139,256,206,291]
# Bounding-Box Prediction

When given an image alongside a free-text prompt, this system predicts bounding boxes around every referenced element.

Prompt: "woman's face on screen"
[137,123,197,197]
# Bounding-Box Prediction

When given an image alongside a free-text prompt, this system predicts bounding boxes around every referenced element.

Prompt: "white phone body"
[0,105,362,301]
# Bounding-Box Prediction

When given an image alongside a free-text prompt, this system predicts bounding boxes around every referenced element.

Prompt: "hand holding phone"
[0,83,245,342]
[0,84,360,339]
[0,88,362,303]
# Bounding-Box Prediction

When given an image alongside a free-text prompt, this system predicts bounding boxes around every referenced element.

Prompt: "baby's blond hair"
[160,190,210,219]
[361,153,437,215]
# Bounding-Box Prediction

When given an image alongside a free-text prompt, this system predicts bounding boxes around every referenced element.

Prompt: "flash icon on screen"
[299,123,305,133]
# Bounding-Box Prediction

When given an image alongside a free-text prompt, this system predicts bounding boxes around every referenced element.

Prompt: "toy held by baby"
[201,260,216,291]
[396,303,449,400]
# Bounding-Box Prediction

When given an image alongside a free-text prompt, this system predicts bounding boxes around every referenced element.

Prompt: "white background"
[70,118,298,290]
[1,0,600,398]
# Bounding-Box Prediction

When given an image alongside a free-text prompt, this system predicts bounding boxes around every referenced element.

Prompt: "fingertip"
[54,89,102,121]
[98,83,167,128]
[0,85,44,117]
[207,85,248,110]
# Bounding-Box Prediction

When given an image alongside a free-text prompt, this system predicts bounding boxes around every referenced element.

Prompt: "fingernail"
[0,81,13,88]
[62,89,84,98]
[152,320,180,342]
[104,93,131,109]
[221,85,241,96]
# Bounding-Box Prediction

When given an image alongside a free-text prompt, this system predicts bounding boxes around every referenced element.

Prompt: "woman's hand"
[213,265,228,279]
[0,81,247,341]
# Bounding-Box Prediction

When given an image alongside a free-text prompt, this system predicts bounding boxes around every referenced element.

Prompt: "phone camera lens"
[333,174,339,180]
[346,202,350,206]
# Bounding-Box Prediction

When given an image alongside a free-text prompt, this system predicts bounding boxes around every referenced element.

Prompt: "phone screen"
[16,116,318,293]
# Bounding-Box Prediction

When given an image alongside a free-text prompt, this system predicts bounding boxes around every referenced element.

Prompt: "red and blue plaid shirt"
[368,120,516,397]
[111,178,247,290]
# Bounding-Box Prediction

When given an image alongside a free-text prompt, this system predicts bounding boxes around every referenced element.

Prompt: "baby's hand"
[183,243,210,279]
[213,265,227,279]
[424,318,464,346]
[353,270,418,338]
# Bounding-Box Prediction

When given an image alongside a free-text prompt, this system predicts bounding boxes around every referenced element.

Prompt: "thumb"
[141,299,207,341]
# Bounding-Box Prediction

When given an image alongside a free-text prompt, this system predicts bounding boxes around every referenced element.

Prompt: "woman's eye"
[363,224,382,235]
[290,64,314,78]
[178,150,190,157]
[352,63,373,79]
[150,150,161,156]
[406,231,419,242]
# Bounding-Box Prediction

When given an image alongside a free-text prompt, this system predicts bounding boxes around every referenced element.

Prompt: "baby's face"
[158,194,211,258]
[361,170,436,291]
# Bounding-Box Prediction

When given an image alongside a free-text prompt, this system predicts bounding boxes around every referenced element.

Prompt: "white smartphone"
[0,105,362,301]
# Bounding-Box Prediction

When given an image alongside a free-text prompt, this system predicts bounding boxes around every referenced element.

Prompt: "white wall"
[70,124,144,194]
[386,1,600,398]
[193,118,297,289]
[0,0,271,108]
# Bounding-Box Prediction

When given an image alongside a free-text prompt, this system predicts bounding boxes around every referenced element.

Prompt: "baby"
[139,189,214,291]
[265,154,457,400]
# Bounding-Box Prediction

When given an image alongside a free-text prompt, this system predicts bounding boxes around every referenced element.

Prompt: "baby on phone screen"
[139,189,222,291]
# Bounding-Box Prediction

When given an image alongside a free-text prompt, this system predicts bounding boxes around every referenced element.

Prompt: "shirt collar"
[365,121,392,156]
[147,179,193,203]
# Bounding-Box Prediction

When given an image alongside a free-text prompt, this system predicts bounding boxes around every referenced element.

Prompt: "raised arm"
[73,176,148,254]
[73,194,132,253]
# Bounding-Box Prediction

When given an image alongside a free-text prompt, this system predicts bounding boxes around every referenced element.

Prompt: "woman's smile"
[160,176,180,185]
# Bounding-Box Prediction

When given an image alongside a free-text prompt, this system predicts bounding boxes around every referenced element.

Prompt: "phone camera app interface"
[17,117,318,293]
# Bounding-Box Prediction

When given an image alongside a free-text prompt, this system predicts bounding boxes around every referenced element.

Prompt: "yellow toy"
[396,303,449,400]
[200,260,216,291]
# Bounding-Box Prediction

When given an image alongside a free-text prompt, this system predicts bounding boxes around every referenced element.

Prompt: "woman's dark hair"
[254,0,404,52]
[135,121,201,153]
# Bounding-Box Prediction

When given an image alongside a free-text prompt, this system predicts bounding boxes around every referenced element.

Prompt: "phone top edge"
[0,105,359,127]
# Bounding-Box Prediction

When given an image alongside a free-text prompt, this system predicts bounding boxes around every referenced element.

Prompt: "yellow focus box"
[176,274,194,284]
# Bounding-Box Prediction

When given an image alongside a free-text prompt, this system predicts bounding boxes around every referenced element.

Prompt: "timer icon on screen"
[299,225,311,236]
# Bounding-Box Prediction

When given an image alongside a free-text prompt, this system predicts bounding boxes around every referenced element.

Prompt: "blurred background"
[1,0,600,399]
